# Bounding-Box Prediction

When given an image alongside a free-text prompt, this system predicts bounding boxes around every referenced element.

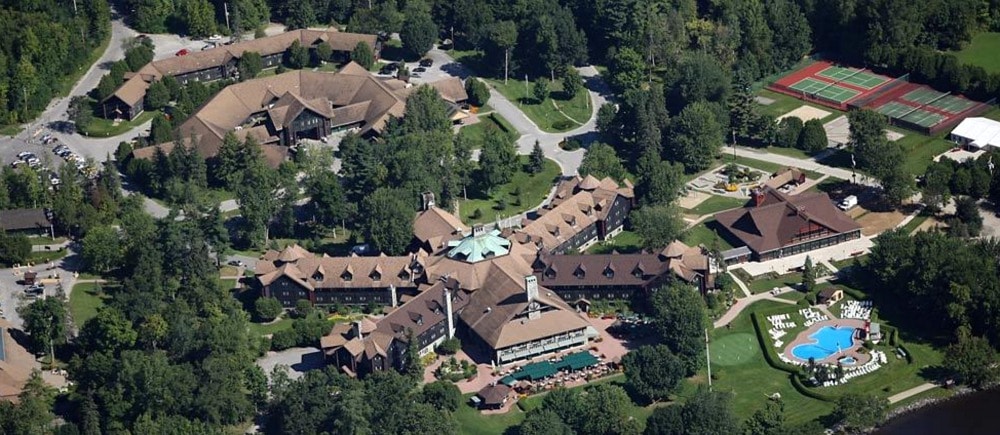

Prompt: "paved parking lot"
[256,347,325,381]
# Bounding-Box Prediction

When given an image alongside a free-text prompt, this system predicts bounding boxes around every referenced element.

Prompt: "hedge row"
[751,311,836,402]
[898,343,914,364]
[750,311,803,374]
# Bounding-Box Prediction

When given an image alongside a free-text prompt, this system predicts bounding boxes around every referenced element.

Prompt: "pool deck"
[783,318,872,366]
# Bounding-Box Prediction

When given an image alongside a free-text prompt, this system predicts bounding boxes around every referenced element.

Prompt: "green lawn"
[70,282,111,326]
[723,155,823,180]
[458,156,561,225]
[455,394,526,435]
[28,236,67,245]
[682,220,734,250]
[899,213,930,235]
[78,109,158,138]
[699,300,835,426]
[684,195,747,216]
[485,78,592,133]
[457,112,518,150]
[747,272,804,294]
[819,127,954,176]
[30,250,68,265]
[952,32,1000,73]
[757,89,842,123]
[248,316,294,336]
[586,230,643,254]
[0,124,21,136]
[218,278,237,292]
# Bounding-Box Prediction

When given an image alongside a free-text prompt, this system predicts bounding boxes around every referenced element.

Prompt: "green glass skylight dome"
[445,226,511,263]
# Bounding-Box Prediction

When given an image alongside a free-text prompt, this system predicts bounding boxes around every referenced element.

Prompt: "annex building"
[255,176,714,374]
[714,186,862,261]
[950,117,1000,150]
[102,29,379,120]
[130,62,469,167]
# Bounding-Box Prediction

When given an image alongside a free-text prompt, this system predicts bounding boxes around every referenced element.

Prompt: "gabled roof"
[715,187,861,254]
[0,208,49,231]
[257,244,419,289]
[514,175,633,251]
[429,77,469,104]
[413,206,469,248]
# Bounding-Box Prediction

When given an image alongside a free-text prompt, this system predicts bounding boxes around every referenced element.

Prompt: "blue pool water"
[791,326,856,361]
[839,356,857,365]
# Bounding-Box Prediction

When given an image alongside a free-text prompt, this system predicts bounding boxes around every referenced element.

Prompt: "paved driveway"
[256,347,325,380]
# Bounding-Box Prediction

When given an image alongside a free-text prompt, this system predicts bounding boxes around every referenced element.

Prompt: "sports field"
[952,32,1000,73]
[788,77,860,104]
[817,66,888,89]
[875,101,947,128]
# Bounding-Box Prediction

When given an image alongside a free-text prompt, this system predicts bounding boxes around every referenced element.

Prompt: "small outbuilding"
[817,287,844,305]
[475,384,512,410]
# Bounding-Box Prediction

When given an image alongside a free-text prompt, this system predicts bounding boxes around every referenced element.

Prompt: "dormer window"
[604,267,615,279]
[370,271,382,281]
[574,265,586,279]
[312,272,324,281]
[632,267,644,278]
[545,268,556,279]
[341,271,353,282]
[398,270,411,281]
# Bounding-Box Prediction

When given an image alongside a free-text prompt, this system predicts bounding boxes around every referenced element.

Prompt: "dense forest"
[0,0,110,125]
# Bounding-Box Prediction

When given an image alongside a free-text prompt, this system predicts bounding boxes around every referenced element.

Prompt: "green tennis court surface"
[818,66,888,89]
[902,88,946,105]
[876,102,946,127]
[788,77,860,103]
[928,95,977,114]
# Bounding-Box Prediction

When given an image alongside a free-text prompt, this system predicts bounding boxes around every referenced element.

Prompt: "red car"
[175,49,190,56]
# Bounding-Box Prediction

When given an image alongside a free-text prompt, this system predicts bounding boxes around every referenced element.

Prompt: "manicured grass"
[831,255,866,271]
[952,32,1000,73]
[761,146,813,160]
[78,110,158,138]
[699,300,835,426]
[747,272,803,294]
[710,333,758,366]
[248,316,294,336]
[820,331,945,400]
[29,250,67,265]
[0,125,21,136]
[900,213,930,235]
[586,230,643,254]
[457,112,518,150]
[684,195,747,216]
[455,394,526,435]
[820,131,953,176]
[681,220,734,250]
[70,282,110,326]
[458,156,561,225]
[219,266,239,277]
[485,78,591,133]
[723,155,823,180]
[757,89,842,122]
[28,236,67,245]
[776,291,806,302]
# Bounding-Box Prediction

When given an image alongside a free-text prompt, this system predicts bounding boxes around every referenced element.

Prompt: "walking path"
[888,382,939,404]
[713,283,797,328]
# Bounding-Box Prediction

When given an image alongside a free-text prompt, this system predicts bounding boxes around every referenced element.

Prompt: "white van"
[838,195,858,210]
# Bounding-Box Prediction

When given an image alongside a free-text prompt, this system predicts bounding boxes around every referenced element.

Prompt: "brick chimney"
[753,188,766,207]
[525,275,540,320]
[352,320,363,339]
[444,287,455,339]
[473,224,486,237]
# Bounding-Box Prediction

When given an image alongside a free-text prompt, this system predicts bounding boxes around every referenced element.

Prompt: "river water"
[875,388,1000,435]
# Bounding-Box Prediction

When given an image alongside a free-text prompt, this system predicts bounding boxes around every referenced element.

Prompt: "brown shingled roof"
[714,187,861,255]
[0,208,50,232]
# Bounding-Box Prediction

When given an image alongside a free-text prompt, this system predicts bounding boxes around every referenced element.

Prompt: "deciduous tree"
[946,333,998,388]
[255,297,283,322]
[833,393,888,432]
[622,345,685,403]
[798,119,828,153]
[400,7,437,59]
[632,205,684,251]
[477,129,518,193]
[421,381,461,412]
[578,143,626,181]
[465,78,490,106]
[651,281,707,374]
[562,67,583,99]
[350,41,374,70]
[19,297,68,360]
[361,188,415,255]
[668,101,724,172]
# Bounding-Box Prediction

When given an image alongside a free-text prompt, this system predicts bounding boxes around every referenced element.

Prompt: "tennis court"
[927,95,978,114]
[902,88,946,105]
[876,101,946,128]
[817,66,888,89]
[788,77,860,103]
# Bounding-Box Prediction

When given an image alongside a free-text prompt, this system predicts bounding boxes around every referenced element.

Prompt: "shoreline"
[871,383,1000,432]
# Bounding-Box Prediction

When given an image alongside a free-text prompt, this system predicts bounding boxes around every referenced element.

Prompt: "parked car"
[17,151,34,160]
[419,58,433,67]
[49,172,60,186]
[40,133,52,143]
[227,260,246,267]
[10,160,23,168]
[413,67,427,73]
[410,72,422,78]
[175,49,190,56]
[201,43,216,51]
[838,195,858,211]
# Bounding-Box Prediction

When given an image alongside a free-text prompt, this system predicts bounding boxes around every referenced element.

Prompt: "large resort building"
[715,186,862,261]
[102,29,380,121]
[255,175,714,374]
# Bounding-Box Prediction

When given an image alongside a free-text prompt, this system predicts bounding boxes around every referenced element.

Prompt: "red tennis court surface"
[768,60,992,135]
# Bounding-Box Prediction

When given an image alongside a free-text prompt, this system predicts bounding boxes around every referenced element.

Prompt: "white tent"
[951,117,1000,149]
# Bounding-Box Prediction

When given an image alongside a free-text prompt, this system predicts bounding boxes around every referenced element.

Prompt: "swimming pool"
[838,356,857,365]
[791,326,856,361]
